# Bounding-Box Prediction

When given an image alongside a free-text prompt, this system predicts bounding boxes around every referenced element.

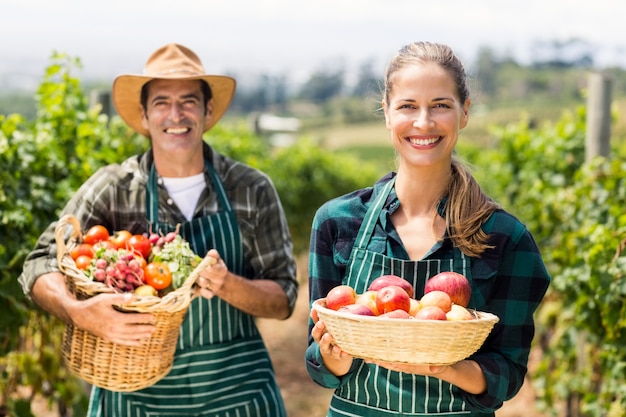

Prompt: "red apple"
[414,305,447,320]
[408,298,421,316]
[375,285,411,314]
[355,290,380,315]
[379,309,411,319]
[339,303,376,316]
[326,285,357,311]
[446,304,474,321]
[424,271,472,307]
[419,290,452,313]
[368,274,414,298]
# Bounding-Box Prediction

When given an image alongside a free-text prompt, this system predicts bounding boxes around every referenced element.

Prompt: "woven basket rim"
[312,297,500,365]
[55,214,215,313]
[312,298,500,324]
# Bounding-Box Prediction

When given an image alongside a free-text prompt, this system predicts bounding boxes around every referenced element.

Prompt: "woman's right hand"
[310,311,353,376]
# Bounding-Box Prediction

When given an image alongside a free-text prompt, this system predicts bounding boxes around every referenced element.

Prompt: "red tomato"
[83,225,110,245]
[70,243,94,260]
[75,255,92,270]
[128,234,152,259]
[109,230,132,250]
[92,240,116,251]
[144,262,172,290]
[136,255,147,271]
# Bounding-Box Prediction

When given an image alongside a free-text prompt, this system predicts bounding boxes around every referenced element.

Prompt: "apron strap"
[353,176,396,250]
[146,159,244,275]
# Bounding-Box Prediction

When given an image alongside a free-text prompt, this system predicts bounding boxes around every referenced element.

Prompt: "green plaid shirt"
[306,172,550,414]
[20,143,298,313]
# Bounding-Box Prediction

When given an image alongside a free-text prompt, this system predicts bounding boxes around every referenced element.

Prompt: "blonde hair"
[385,41,500,257]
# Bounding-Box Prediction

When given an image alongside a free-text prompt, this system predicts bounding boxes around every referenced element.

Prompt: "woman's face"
[383,62,470,171]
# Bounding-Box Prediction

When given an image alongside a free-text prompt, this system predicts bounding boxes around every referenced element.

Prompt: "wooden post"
[89,90,111,118]
[585,72,612,162]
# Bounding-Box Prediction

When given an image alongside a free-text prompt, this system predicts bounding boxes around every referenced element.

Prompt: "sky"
[1,0,625,92]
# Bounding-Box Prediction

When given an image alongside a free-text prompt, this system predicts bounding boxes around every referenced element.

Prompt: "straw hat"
[112,43,236,137]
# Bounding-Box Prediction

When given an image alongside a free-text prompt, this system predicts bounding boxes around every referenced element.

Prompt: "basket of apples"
[312,273,499,366]
[54,214,215,392]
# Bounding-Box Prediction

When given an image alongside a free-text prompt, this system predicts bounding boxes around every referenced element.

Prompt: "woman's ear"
[460,99,471,129]
[382,100,391,130]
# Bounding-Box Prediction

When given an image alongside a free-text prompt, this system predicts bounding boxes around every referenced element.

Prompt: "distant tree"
[473,47,499,97]
[230,73,290,113]
[352,59,380,98]
[298,67,345,104]
[531,37,595,69]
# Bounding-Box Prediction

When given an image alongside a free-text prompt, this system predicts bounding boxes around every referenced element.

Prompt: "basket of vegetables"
[54,214,215,392]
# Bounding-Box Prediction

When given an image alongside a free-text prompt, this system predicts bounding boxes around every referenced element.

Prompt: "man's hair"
[140,79,214,114]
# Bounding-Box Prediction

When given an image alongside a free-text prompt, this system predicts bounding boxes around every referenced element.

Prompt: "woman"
[305,41,550,416]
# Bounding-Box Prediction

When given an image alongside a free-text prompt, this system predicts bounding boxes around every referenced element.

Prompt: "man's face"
[141,79,214,156]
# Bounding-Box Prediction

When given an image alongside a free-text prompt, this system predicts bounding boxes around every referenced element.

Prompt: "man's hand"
[70,292,156,346]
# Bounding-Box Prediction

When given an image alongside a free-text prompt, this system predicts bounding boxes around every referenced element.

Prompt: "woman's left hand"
[366,360,450,376]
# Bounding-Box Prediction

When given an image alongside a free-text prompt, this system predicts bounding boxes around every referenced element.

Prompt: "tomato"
[83,225,110,245]
[70,243,94,260]
[75,255,93,270]
[136,255,147,271]
[93,240,116,251]
[109,230,132,250]
[144,262,172,290]
[128,234,152,259]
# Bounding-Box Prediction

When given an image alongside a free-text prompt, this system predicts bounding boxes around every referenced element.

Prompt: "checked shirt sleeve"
[460,212,551,412]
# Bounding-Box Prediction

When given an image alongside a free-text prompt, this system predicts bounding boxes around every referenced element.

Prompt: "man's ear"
[204,99,215,125]
[141,110,149,131]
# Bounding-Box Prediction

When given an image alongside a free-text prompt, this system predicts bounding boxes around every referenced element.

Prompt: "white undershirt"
[161,173,206,221]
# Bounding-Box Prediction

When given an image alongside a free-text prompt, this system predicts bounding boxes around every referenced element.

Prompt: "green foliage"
[463,106,626,415]
[5,48,626,416]
[265,138,380,253]
[207,125,380,254]
[0,53,146,414]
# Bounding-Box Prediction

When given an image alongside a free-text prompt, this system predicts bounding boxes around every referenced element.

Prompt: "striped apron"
[87,161,286,417]
[329,177,474,416]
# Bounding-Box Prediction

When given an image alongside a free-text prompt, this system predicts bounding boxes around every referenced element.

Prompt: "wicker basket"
[312,298,499,366]
[55,214,215,392]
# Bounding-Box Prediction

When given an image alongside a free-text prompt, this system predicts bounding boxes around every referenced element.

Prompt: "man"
[19,43,298,416]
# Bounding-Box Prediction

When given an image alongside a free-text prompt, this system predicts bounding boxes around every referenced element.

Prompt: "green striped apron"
[87,161,286,417]
[329,177,475,416]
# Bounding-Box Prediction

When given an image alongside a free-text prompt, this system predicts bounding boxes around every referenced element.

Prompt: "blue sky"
[1,0,624,91]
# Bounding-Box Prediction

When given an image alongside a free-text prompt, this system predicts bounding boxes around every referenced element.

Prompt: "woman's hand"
[310,309,353,376]
[366,360,449,376]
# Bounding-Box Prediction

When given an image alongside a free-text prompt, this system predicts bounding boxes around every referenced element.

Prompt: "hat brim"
[112,74,236,137]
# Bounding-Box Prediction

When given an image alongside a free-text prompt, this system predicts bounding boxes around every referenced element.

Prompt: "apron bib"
[331,177,474,416]
[88,161,286,417]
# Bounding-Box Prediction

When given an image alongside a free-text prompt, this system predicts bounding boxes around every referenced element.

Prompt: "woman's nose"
[413,110,434,128]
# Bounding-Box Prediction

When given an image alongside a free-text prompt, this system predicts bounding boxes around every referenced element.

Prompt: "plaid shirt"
[306,172,550,413]
[20,143,298,313]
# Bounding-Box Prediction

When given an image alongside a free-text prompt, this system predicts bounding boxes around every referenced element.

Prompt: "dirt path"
[257,258,546,417]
